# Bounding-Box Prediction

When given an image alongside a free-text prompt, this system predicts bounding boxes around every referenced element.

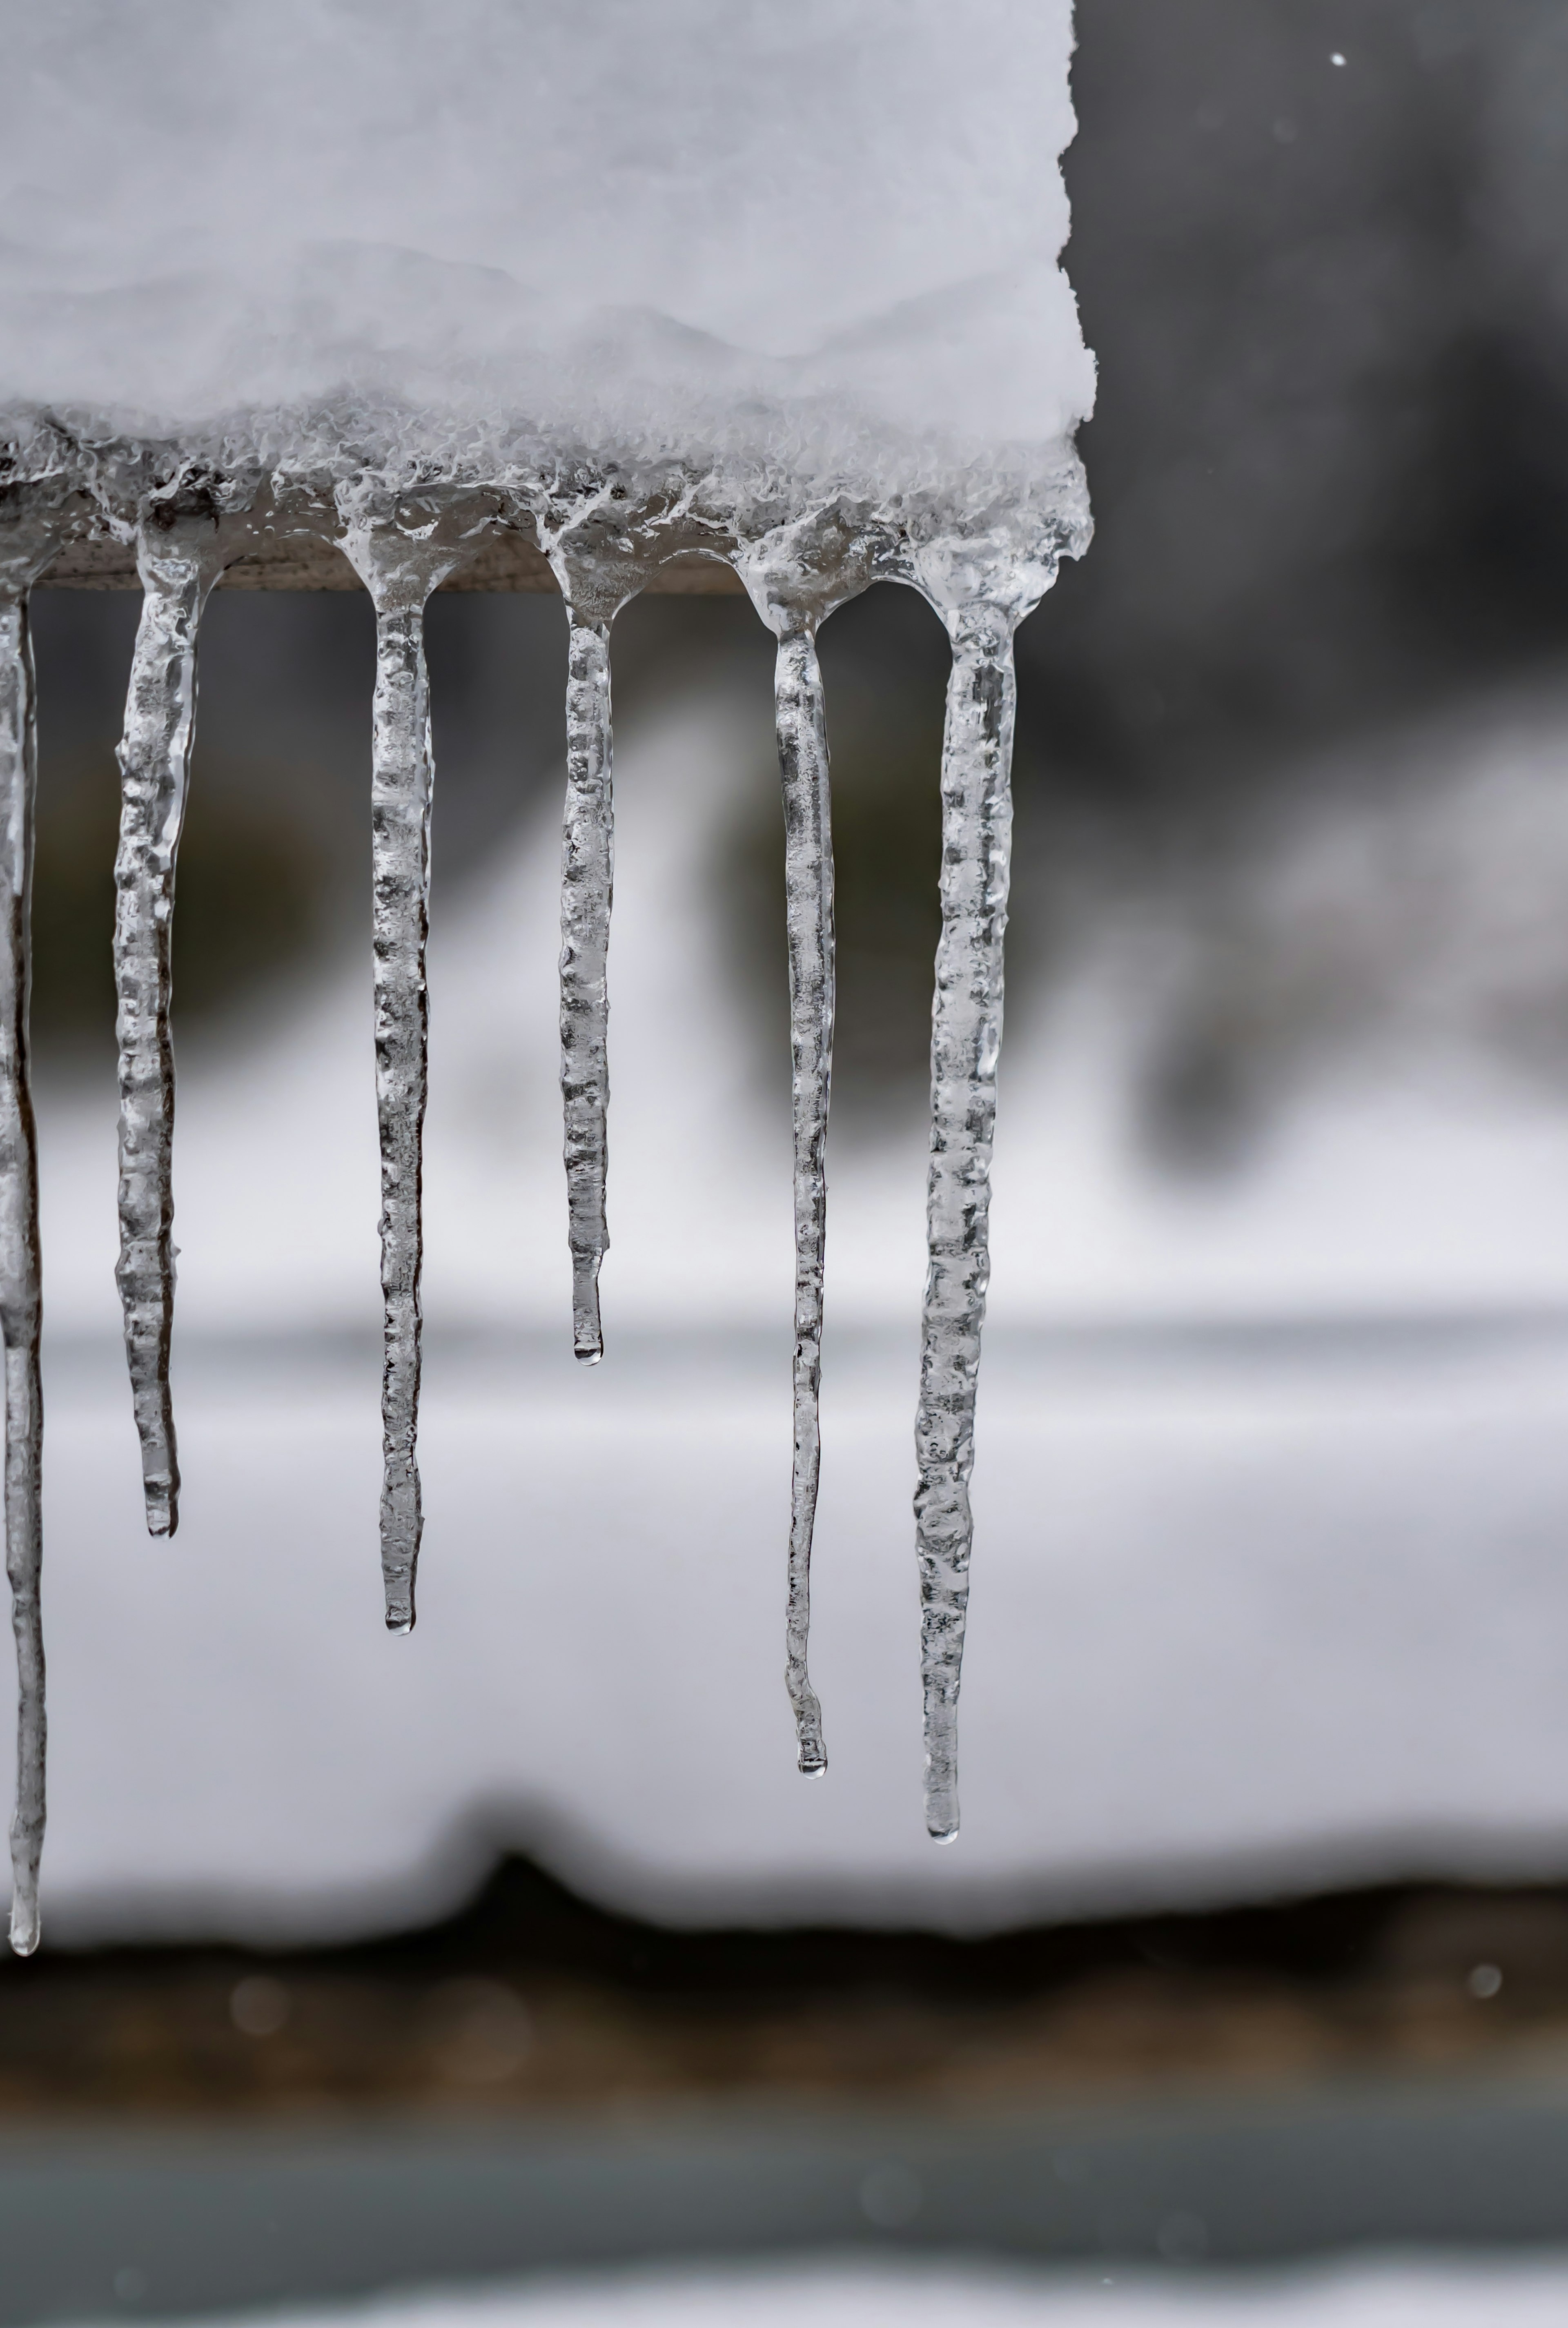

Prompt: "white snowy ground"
[114,2256,1568,2328]
[17,686,1568,1940]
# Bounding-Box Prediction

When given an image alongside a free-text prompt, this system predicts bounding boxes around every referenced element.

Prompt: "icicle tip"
[571,1268,604,1365]
[924,1762,959,1843]
[8,1901,38,1956]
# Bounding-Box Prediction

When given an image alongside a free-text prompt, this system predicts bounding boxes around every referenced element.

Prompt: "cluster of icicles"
[0,423,1088,1952]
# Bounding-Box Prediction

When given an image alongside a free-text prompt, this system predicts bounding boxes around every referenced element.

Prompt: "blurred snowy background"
[97,2258,1568,2328]
[18,0,1568,1946]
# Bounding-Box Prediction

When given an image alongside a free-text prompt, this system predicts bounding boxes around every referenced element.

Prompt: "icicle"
[545,494,702,1366]
[339,497,498,1632]
[558,610,614,1363]
[0,515,57,1952]
[774,622,834,1777]
[914,600,1018,1844]
[550,522,677,1366]
[735,509,879,1785]
[114,504,243,1537]
[368,584,434,1631]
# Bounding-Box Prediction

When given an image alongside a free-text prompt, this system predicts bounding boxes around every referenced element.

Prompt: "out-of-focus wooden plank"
[41,531,746,595]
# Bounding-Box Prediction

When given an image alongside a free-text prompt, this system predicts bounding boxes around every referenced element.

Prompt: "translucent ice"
[0,491,58,1953]
[775,628,835,1780]
[913,605,1021,1842]
[735,514,886,1780]
[337,493,500,1632]
[112,495,254,1535]
[558,611,615,1366]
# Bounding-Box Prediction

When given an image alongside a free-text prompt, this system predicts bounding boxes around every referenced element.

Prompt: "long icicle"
[559,615,614,1363]
[915,600,1017,1844]
[340,494,497,1632]
[776,622,833,1778]
[368,587,436,1633]
[113,517,232,1537]
[0,536,53,1952]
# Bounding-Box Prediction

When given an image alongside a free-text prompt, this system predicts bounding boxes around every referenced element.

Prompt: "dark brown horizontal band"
[39,530,748,595]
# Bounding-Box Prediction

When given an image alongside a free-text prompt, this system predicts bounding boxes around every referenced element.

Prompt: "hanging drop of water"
[0,518,56,1952]
[914,600,1018,1844]
[559,614,614,1364]
[775,622,833,1778]
[113,507,236,1537]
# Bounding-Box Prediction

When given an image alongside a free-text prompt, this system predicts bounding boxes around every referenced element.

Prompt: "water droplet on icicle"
[338,494,498,1632]
[113,498,245,1537]
[0,501,60,1952]
[913,598,1019,1845]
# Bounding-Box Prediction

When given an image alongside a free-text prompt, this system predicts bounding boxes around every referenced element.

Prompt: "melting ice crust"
[0,404,1090,1948]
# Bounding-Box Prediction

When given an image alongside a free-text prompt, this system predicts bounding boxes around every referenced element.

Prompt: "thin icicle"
[734,512,879,1787]
[914,601,1017,1844]
[775,623,833,1778]
[340,497,497,1632]
[113,508,237,1537]
[545,500,700,1368]
[0,522,55,1952]
[368,589,434,1632]
[559,615,613,1363]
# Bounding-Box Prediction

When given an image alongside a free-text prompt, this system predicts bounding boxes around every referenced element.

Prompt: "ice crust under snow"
[0,0,1093,495]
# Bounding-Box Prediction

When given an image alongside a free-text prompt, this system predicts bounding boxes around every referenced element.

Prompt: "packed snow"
[0,0,1093,495]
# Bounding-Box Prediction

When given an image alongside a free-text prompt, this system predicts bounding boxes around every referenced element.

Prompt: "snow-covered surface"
[0,0,1093,490]
[114,2257,1568,2328]
[29,1309,1568,1940]
[15,688,1568,1942]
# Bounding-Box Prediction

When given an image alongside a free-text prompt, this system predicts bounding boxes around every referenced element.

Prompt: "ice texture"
[915,604,1020,1841]
[557,608,615,1367]
[0,494,56,1954]
[0,427,1087,1906]
[111,497,252,1536]
[772,623,835,1779]
[338,496,500,1632]
[361,580,433,1635]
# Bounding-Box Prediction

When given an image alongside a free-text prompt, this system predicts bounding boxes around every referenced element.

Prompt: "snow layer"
[0,1,1093,493]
